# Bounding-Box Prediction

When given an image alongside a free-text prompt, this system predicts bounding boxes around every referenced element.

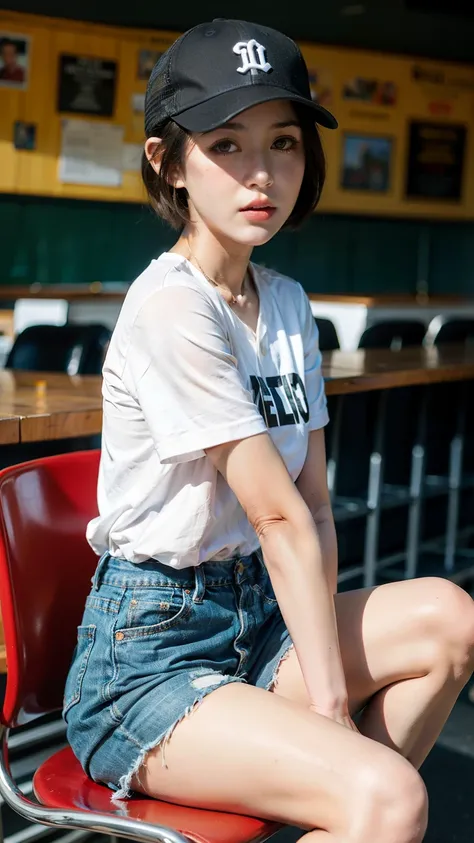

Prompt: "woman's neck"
[170,228,253,300]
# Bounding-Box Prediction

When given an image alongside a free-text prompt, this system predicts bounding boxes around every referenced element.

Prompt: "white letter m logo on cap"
[233,40,272,74]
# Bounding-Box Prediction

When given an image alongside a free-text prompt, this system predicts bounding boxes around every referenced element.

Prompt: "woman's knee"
[417,578,474,679]
[350,754,428,843]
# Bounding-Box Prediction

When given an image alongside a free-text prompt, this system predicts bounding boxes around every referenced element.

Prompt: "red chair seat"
[34,746,283,843]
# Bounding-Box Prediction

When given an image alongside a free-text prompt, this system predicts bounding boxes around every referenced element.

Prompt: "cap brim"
[172,84,338,132]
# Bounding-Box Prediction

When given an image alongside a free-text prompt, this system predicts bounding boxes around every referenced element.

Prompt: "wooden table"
[0,415,20,445]
[323,344,474,395]
[0,370,102,443]
[0,346,473,443]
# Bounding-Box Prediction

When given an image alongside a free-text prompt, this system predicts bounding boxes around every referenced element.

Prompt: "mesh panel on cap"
[145,38,182,133]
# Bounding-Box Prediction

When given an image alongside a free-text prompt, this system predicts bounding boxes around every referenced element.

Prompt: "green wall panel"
[293,216,353,294]
[428,223,474,295]
[0,197,172,284]
[348,217,421,294]
[0,195,473,295]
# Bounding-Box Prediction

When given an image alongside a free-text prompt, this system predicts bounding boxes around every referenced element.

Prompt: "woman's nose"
[244,156,274,189]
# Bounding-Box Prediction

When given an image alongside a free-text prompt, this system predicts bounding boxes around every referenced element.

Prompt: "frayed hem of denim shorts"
[265,643,294,694]
[110,673,247,802]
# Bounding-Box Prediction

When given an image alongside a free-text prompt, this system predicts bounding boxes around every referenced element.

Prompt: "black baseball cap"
[144,19,338,135]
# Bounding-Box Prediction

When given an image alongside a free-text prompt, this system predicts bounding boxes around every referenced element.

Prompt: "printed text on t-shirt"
[250,374,309,428]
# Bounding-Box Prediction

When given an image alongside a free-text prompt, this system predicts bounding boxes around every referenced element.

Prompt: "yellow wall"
[302,42,474,220]
[1,9,474,219]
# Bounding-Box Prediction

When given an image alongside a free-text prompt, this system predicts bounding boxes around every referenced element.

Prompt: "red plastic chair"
[0,450,282,843]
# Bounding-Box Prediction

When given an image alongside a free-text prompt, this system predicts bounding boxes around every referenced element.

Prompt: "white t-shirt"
[86,252,329,568]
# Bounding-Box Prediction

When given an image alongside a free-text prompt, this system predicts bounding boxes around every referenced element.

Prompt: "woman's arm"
[295,428,338,596]
[206,431,349,722]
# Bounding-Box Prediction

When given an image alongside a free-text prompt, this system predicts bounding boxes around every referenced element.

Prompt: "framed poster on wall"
[0,32,30,89]
[341,133,393,192]
[57,54,117,117]
[406,121,467,201]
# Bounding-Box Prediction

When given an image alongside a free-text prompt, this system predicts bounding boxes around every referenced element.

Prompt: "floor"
[275,684,474,843]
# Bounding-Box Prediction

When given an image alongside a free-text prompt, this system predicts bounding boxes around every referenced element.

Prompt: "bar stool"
[331,321,427,587]
[315,320,340,502]
[314,317,340,351]
[5,323,111,375]
[327,390,379,588]
[426,317,474,347]
[419,318,474,576]
[358,320,427,351]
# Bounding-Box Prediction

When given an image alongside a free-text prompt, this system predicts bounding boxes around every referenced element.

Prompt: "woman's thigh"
[132,680,425,836]
[273,576,474,712]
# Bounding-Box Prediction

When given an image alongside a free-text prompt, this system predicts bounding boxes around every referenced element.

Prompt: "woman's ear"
[144,137,186,189]
[145,137,162,175]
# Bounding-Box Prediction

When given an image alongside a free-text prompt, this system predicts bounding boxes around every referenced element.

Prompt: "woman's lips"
[240,206,276,221]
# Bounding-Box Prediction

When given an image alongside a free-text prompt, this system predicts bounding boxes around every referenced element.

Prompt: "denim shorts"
[63,550,293,801]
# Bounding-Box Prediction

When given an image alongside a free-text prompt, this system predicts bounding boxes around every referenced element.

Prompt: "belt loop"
[92,551,110,591]
[192,564,206,603]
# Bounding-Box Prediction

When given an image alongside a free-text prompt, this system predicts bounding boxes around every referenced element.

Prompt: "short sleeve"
[124,285,267,463]
[297,284,329,431]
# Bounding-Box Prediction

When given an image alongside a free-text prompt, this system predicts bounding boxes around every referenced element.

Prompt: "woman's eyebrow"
[215,119,301,132]
[272,120,301,129]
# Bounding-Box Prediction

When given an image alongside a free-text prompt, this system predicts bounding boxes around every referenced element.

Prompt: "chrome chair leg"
[405,444,425,580]
[444,386,467,573]
[327,395,344,501]
[363,392,388,588]
[405,388,428,580]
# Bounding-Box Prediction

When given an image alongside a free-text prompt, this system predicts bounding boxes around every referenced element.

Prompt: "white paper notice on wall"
[59,119,124,187]
[131,93,145,113]
[123,143,143,172]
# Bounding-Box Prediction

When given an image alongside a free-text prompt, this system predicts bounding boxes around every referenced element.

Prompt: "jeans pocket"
[117,586,193,640]
[63,625,97,718]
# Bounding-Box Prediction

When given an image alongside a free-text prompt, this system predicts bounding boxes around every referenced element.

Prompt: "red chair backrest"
[0,450,100,728]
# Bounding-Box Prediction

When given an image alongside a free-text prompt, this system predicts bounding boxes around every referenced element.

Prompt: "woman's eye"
[210,139,238,155]
[272,136,299,151]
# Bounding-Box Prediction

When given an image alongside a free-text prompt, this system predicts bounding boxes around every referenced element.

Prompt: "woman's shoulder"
[124,253,210,309]
[254,263,308,321]
[254,262,304,298]
[116,252,229,337]
[105,254,225,378]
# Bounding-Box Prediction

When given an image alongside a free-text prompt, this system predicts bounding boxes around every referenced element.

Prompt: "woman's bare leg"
[132,682,428,843]
[273,577,474,769]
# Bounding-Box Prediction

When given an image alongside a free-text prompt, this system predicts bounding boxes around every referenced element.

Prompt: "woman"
[64,19,474,842]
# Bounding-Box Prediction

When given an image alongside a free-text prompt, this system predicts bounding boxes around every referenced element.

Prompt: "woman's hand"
[309,703,359,732]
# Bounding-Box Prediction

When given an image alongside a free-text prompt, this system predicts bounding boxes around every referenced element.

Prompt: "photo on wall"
[57,54,117,117]
[0,32,30,89]
[307,67,333,108]
[342,77,397,106]
[13,120,36,150]
[341,133,393,192]
[406,120,466,201]
[137,49,163,81]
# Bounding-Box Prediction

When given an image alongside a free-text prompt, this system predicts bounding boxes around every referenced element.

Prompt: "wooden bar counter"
[0,345,473,444]
[323,344,474,395]
[0,370,102,443]
[0,415,20,445]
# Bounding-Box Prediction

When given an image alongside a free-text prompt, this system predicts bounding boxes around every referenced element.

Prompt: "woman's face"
[176,99,306,247]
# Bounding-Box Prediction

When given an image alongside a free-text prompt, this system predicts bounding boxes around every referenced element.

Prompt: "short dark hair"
[141,103,326,231]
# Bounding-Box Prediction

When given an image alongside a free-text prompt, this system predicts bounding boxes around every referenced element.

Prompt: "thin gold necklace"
[187,247,247,306]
